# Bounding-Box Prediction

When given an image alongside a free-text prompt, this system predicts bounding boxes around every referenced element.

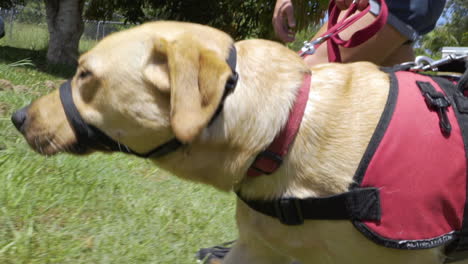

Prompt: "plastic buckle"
[250,150,283,175]
[423,93,452,135]
[274,198,304,225]
[417,81,452,135]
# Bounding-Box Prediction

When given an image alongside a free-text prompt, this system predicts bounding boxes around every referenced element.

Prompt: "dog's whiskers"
[117,140,123,152]
[53,134,68,152]
[47,137,62,153]
[34,137,44,155]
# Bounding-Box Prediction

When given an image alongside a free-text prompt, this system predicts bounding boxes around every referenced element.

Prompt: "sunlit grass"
[0,22,237,264]
[0,22,99,52]
[0,23,49,51]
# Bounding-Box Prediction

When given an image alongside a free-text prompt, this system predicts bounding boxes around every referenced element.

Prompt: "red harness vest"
[239,68,468,262]
[352,70,468,257]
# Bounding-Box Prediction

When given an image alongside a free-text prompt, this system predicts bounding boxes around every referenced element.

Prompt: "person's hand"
[335,0,369,11]
[272,0,296,42]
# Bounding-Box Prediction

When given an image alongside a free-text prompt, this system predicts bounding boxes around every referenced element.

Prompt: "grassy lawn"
[0,23,237,264]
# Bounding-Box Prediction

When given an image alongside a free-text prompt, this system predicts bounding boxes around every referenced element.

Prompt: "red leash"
[300,0,388,62]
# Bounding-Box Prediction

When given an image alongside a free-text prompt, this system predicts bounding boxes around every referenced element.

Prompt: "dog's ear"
[146,34,232,143]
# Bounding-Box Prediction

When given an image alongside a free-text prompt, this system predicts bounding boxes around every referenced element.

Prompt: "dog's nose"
[11,106,29,132]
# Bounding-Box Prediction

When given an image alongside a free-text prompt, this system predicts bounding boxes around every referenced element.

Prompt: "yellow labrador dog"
[10,21,468,264]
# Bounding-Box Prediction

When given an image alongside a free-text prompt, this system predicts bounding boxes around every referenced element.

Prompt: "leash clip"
[411,54,468,71]
[299,34,331,57]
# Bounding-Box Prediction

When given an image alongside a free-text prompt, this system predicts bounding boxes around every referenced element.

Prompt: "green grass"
[0,23,49,51]
[0,22,98,53]
[0,23,237,264]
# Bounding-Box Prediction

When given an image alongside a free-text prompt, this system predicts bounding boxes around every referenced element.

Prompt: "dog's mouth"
[24,132,92,156]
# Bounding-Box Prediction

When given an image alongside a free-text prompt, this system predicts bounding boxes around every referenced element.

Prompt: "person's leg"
[303,11,413,67]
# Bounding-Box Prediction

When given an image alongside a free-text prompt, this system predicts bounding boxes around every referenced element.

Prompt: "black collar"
[210,46,238,125]
[59,45,238,158]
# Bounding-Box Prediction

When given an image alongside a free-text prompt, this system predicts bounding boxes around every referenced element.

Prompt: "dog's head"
[11,21,235,156]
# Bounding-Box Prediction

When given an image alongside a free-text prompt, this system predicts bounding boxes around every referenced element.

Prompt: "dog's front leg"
[222,238,292,264]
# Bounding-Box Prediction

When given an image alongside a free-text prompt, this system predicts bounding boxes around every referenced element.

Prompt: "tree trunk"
[44,0,85,65]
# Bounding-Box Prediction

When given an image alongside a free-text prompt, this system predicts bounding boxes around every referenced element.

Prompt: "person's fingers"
[272,0,296,42]
[272,16,290,42]
[356,0,369,10]
[284,2,296,29]
[282,1,296,42]
[275,20,295,42]
[272,0,286,40]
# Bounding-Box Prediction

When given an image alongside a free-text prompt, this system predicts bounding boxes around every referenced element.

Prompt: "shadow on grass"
[0,46,77,79]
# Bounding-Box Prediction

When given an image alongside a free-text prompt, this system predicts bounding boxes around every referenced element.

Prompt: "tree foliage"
[419,0,467,56]
[1,0,328,40]
[445,0,468,45]
[83,0,327,40]
[0,0,24,9]
[1,0,328,64]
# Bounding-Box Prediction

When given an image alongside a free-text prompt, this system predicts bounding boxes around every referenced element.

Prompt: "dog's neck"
[151,39,308,190]
[237,62,390,200]
[153,40,389,200]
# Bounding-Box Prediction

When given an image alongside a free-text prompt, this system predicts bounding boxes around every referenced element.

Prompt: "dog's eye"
[79,70,92,79]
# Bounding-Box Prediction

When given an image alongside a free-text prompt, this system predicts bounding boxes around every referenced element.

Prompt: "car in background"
[0,16,4,38]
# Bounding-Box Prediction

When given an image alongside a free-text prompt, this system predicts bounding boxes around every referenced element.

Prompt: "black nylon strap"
[59,80,92,144]
[136,138,182,158]
[59,80,126,153]
[458,65,468,95]
[454,68,468,113]
[209,46,238,126]
[237,187,381,226]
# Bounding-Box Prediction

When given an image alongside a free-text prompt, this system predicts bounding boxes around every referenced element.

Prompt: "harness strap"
[454,68,468,114]
[434,70,468,263]
[247,74,311,177]
[237,187,381,226]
